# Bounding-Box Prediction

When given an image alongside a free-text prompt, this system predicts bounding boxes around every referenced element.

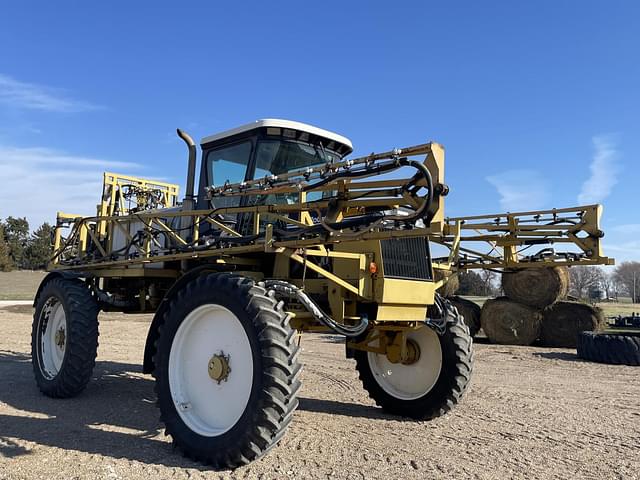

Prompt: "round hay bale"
[448,296,481,337]
[480,297,542,345]
[501,266,569,308]
[434,270,459,297]
[540,301,605,348]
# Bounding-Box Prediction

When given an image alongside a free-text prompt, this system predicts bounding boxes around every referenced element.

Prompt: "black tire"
[577,331,640,366]
[31,277,99,398]
[153,273,301,468]
[354,301,473,419]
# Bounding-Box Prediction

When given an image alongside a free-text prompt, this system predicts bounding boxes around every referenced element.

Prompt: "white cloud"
[485,169,550,211]
[577,135,620,205]
[0,144,139,228]
[0,73,103,112]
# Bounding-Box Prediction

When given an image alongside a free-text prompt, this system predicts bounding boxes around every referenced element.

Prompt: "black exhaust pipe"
[177,128,196,201]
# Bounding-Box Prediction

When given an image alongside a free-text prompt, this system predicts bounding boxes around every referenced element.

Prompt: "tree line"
[456,263,640,303]
[567,263,640,303]
[0,217,53,271]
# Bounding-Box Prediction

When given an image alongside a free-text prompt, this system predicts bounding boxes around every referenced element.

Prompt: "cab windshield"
[254,139,340,178]
[253,140,340,205]
[206,138,342,212]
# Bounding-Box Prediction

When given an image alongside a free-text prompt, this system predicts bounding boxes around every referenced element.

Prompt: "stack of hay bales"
[480,267,603,347]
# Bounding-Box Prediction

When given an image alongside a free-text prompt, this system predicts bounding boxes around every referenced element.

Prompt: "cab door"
[202,140,254,234]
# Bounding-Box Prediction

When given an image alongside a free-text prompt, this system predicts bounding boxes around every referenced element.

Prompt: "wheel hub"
[208,352,231,384]
[401,339,421,365]
[54,327,66,349]
[386,337,421,365]
[369,327,443,400]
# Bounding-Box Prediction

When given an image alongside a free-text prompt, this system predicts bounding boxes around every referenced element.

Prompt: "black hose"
[261,280,369,337]
[301,159,401,192]
[304,157,434,236]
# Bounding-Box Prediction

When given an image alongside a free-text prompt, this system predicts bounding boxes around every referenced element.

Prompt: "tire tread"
[354,300,473,420]
[577,331,640,366]
[31,277,99,398]
[152,272,301,468]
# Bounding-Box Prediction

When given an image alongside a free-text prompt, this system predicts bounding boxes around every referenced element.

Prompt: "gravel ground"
[0,304,639,480]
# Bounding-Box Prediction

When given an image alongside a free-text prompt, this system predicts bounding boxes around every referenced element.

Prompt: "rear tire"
[577,331,640,366]
[354,301,473,419]
[153,273,301,468]
[31,277,99,398]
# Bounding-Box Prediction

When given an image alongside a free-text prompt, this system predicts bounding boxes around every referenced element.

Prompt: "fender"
[142,264,224,374]
[32,270,91,307]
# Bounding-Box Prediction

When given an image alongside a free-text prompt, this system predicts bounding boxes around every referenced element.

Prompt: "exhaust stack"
[177,128,196,203]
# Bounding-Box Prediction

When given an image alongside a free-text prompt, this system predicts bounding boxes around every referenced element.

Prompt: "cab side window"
[206,141,252,208]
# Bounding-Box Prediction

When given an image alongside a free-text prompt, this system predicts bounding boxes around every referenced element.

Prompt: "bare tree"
[568,266,604,299]
[613,261,640,303]
[600,271,618,300]
[479,269,497,296]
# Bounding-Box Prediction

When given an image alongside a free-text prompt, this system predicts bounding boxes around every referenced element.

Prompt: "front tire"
[153,273,301,468]
[31,277,99,398]
[354,301,473,419]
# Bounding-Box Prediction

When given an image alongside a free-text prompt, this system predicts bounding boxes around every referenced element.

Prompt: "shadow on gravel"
[532,351,583,362]
[298,397,391,420]
[0,350,390,467]
[0,350,208,469]
[471,336,492,344]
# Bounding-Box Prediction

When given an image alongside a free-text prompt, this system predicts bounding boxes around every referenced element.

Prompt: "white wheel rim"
[169,304,253,437]
[368,327,442,400]
[40,298,67,379]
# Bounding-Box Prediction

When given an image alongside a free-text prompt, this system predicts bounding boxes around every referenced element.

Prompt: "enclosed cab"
[197,119,352,209]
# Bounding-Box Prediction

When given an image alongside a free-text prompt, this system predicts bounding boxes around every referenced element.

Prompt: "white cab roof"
[200,118,353,151]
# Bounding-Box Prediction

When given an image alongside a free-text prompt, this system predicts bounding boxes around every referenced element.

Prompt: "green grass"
[603,328,640,335]
[0,271,47,300]
[596,302,640,318]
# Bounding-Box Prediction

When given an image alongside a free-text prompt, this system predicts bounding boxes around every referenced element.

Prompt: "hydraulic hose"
[261,279,369,337]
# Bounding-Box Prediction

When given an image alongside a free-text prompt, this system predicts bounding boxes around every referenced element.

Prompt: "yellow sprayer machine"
[33,119,613,468]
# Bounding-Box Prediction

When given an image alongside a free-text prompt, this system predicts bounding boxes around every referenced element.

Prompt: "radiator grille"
[381,237,432,280]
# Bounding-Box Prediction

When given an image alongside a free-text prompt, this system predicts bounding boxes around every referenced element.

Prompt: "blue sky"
[0,2,638,260]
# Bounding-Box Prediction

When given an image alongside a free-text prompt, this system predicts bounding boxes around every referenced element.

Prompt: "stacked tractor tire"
[480,267,604,348]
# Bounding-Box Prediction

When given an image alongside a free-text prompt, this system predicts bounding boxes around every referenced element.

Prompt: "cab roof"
[200,119,353,154]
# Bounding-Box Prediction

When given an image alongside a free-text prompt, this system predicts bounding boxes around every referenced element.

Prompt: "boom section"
[433,205,613,270]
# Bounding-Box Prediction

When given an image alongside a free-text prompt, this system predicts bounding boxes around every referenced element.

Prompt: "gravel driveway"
[0,305,638,479]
